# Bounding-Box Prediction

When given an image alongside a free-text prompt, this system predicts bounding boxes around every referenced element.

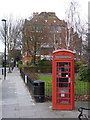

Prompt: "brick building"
[22,12,82,64]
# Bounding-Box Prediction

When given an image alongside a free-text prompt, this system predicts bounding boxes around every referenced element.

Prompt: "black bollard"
[2,69,3,75]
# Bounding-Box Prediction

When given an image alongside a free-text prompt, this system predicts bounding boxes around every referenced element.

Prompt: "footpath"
[0,67,89,119]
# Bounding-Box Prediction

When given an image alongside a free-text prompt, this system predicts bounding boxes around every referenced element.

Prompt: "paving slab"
[0,67,89,119]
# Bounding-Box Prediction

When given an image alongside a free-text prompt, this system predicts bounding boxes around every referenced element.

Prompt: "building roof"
[25,12,67,27]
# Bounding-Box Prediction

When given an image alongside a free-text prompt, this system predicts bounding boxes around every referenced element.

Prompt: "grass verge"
[38,75,90,97]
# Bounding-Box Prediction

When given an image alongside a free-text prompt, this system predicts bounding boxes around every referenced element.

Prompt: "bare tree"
[65,0,90,68]
[0,17,23,71]
[65,0,84,60]
[22,19,44,65]
[88,2,90,69]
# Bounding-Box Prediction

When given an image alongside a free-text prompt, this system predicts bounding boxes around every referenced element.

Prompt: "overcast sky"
[0,0,89,52]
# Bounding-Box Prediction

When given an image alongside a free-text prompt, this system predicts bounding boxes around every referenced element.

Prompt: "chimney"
[33,12,39,17]
[48,12,55,16]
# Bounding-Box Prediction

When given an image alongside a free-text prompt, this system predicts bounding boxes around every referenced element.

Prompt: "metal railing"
[45,82,90,101]
[20,69,34,95]
[27,75,34,96]
[20,69,45,102]
[20,69,90,101]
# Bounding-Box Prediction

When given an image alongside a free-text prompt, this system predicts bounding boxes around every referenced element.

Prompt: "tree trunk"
[33,42,37,65]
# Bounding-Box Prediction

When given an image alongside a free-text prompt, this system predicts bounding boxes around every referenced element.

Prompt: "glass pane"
[57,88,69,93]
[58,68,70,72]
[59,83,69,87]
[57,99,70,104]
[57,78,68,82]
[57,83,69,87]
[61,73,70,77]
[57,93,70,98]
[60,62,68,67]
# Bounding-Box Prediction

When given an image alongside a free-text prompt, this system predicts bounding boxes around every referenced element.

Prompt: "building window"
[54,20,56,23]
[45,20,48,22]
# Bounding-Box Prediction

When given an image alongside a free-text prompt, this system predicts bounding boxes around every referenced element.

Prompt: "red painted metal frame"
[52,49,75,110]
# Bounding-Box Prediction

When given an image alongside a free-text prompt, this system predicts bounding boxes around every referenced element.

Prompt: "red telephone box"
[52,49,75,110]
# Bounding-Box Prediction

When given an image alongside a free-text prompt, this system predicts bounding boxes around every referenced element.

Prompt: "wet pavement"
[0,67,89,119]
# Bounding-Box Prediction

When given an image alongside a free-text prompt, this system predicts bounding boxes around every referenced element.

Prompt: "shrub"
[23,68,38,81]
[78,64,90,82]
[23,66,52,73]
[75,60,84,73]
[17,60,23,68]
[37,60,52,66]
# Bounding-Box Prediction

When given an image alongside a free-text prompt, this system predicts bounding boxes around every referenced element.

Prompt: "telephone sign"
[52,49,75,110]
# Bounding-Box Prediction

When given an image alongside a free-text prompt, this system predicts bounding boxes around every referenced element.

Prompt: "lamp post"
[2,19,7,80]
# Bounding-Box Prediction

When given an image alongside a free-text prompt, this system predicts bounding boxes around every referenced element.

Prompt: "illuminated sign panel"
[56,55,72,58]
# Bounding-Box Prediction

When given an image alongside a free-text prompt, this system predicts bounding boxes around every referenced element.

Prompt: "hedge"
[22,66,52,73]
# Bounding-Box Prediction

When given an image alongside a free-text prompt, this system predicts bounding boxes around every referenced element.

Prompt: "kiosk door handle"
[69,78,71,83]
